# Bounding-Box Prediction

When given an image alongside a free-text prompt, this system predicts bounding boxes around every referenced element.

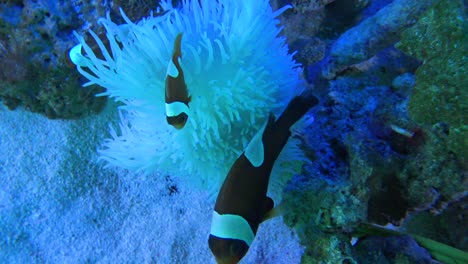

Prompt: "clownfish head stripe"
[210,211,255,247]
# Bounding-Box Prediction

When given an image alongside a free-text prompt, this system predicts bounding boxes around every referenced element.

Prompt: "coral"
[0,1,107,119]
[401,196,468,251]
[284,83,459,261]
[301,234,355,263]
[281,35,462,260]
[0,37,106,119]
[277,0,331,42]
[290,37,327,66]
[318,0,369,39]
[398,123,467,212]
[307,0,443,82]
[36,69,107,119]
[282,175,364,263]
[353,235,434,264]
[111,0,173,22]
[278,0,466,257]
[391,73,415,95]
[397,0,467,163]
[272,0,336,67]
[74,0,307,193]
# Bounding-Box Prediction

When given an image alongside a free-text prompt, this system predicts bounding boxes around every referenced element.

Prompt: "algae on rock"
[397,0,467,162]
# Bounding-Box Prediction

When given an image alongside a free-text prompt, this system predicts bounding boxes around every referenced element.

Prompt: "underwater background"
[0,0,466,263]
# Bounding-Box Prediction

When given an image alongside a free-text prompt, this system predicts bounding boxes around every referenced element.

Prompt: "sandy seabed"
[0,104,303,263]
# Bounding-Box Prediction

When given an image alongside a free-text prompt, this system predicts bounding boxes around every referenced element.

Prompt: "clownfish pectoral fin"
[262,200,286,223]
[263,196,274,214]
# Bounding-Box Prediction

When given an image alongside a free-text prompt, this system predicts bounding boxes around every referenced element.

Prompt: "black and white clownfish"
[208,89,319,264]
[165,32,191,130]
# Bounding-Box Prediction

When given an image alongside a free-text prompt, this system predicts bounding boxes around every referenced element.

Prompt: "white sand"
[0,103,303,263]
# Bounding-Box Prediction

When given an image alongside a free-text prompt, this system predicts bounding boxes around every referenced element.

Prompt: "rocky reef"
[398,0,467,164]
[278,0,467,262]
[0,1,107,119]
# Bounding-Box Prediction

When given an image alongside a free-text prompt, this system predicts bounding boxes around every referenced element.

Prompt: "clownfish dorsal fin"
[173,32,183,58]
[245,113,275,167]
[261,199,286,223]
[166,33,184,79]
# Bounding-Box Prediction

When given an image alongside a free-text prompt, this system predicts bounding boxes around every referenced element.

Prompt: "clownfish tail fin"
[275,89,319,131]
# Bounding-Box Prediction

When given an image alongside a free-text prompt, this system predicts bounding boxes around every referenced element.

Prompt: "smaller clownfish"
[165,33,191,130]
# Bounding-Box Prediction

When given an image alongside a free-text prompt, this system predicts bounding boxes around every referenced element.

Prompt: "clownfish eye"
[178,114,188,124]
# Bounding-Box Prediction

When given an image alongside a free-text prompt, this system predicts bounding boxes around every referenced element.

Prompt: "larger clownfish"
[208,89,319,264]
[165,33,191,129]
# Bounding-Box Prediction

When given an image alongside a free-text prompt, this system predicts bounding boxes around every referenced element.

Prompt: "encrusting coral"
[0,1,107,119]
[397,0,467,163]
[73,0,309,193]
[307,0,442,82]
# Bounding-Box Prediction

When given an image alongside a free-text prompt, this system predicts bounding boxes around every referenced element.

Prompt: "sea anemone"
[73,0,308,194]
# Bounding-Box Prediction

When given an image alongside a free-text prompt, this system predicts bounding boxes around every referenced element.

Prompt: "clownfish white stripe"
[165,101,189,117]
[166,57,180,78]
[210,211,255,246]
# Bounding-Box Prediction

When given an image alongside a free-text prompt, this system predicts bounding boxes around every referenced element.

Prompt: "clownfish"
[165,33,191,129]
[208,89,319,264]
